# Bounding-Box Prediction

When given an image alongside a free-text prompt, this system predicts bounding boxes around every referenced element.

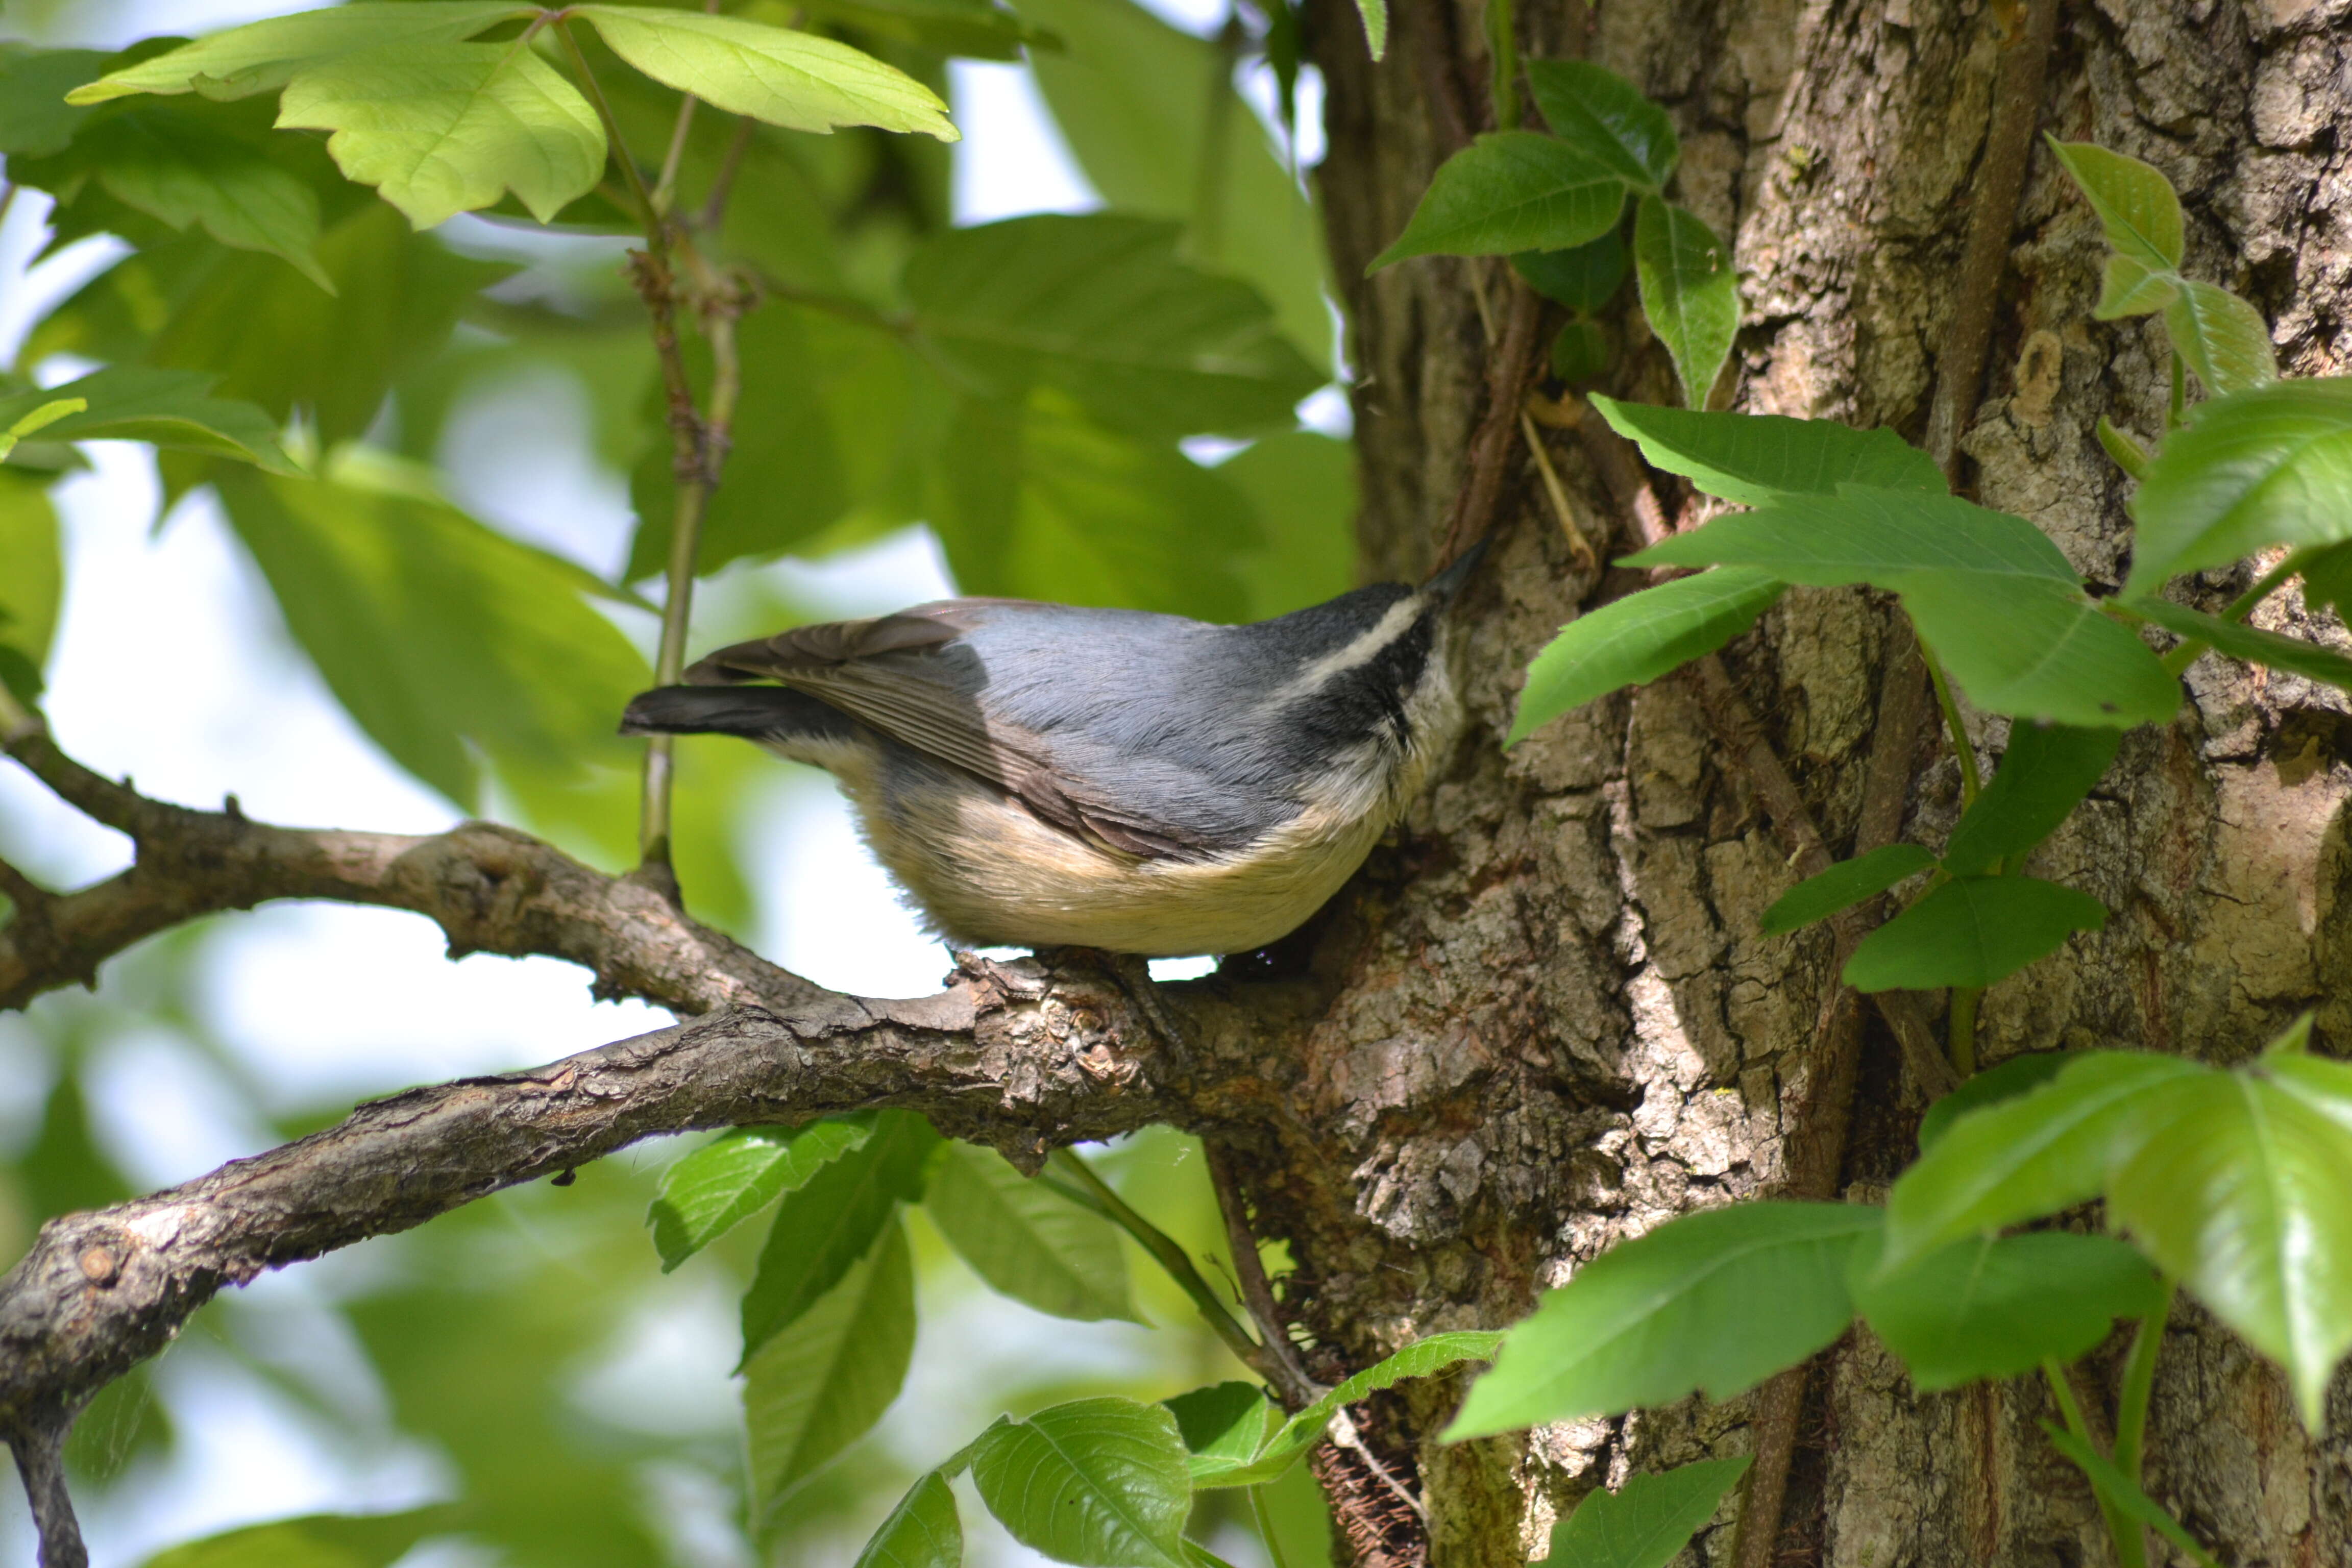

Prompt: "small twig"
[1518,408,1597,572]
[0,853,51,915]
[1437,281,1546,567]
[1203,1142,1322,1409]
[653,95,699,215]
[697,116,757,234]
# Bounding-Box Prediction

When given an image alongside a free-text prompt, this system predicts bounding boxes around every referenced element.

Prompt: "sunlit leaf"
[1842,875,2106,992]
[64,4,533,104]
[926,1140,1139,1322]
[1916,1051,2087,1153]
[1544,1456,1750,1568]
[136,1506,460,1568]
[1940,723,2122,877]
[277,42,605,228]
[1213,1331,1502,1485]
[1353,0,1387,59]
[852,1471,963,1568]
[213,453,646,808]
[577,7,957,141]
[2125,378,2352,594]
[1,368,297,473]
[1632,196,1735,408]
[1757,843,1937,935]
[968,1396,1192,1568]
[2094,253,2181,320]
[649,1118,874,1271]
[0,473,61,703]
[1850,1231,2163,1391]
[2106,1024,2352,1428]
[1625,488,2077,583]
[741,1110,940,1362]
[1447,1205,1878,1437]
[1589,396,1944,505]
[1368,132,1626,270]
[1894,574,2179,728]
[906,213,1321,439]
[746,1217,919,1515]
[1883,1051,2209,1267]
[2048,140,2183,275]
[1510,567,1786,742]
[2164,279,2276,398]
[1527,60,1677,191]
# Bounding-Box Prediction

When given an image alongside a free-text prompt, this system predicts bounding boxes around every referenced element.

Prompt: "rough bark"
[1282,0,2352,1564]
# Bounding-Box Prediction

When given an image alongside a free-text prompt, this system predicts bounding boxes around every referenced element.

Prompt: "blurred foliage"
[0,0,1349,1561]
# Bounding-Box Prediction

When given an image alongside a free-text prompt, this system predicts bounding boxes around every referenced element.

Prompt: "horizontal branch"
[0,728,829,1018]
[0,955,1178,1445]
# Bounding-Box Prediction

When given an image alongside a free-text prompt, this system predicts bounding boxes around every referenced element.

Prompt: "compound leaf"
[2049,140,2183,274]
[2165,279,2277,399]
[1626,489,2078,585]
[2131,597,2352,693]
[65,3,531,104]
[1842,875,2107,993]
[1589,397,1944,505]
[2041,1424,2224,1568]
[1895,573,2179,728]
[1526,60,1678,191]
[1632,195,1736,408]
[1447,1204,1879,1436]
[0,473,61,704]
[1544,1456,1751,1568]
[1851,1231,2163,1391]
[2126,378,2352,594]
[277,42,605,228]
[1511,567,1786,742]
[745,1217,919,1515]
[852,1472,963,1568]
[135,1507,459,1568]
[649,1119,874,1271]
[577,7,955,140]
[0,368,296,473]
[1758,844,1938,935]
[1916,1051,2089,1153]
[1941,723,2123,877]
[969,1397,1192,1568]
[926,1140,1138,1322]
[1512,230,1627,313]
[741,1110,941,1363]
[1369,132,1626,269]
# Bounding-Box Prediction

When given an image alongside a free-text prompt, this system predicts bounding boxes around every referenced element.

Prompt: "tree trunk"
[1211,1,2352,1563]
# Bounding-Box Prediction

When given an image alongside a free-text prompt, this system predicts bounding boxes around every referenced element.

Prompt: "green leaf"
[1,368,296,473]
[576,7,956,141]
[968,1396,1193,1568]
[0,474,61,703]
[1193,1331,1503,1489]
[20,102,333,288]
[1757,844,1938,935]
[214,454,647,808]
[1368,132,1627,270]
[2094,253,2182,321]
[1014,0,1332,365]
[1624,488,2078,584]
[1842,875,2106,992]
[136,1508,458,1568]
[2300,537,2352,618]
[2125,378,2352,594]
[852,1471,963,1568]
[1917,1051,2087,1153]
[2164,279,2276,398]
[1526,60,1678,191]
[1589,396,1945,504]
[933,389,1258,620]
[926,1140,1138,1322]
[2106,1038,2352,1428]
[1883,1051,2210,1266]
[741,1110,941,1363]
[1164,1382,1278,1477]
[1850,1231,2163,1392]
[1941,723,2122,877]
[1354,0,1388,59]
[799,0,1050,62]
[2048,140,2183,274]
[1894,573,2180,728]
[65,4,533,104]
[1551,319,1613,381]
[0,44,107,155]
[2131,597,2352,692]
[1510,567,1785,743]
[1512,231,1627,313]
[2039,1424,2223,1568]
[276,42,605,228]
[1633,196,1736,408]
[1218,430,1358,619]
[1447,1204,1879,1437]
[745,1215,920,1515]
[649,1119,875,1271]
[906,214,1322,439]
[1544,1456,1751,1568]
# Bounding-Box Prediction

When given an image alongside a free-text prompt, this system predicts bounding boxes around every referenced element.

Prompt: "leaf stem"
[1947,987,1980,1076]
[1045,1148,1275,1385]
[1922,644,1981,806]
[2115,1283,2174,1485]
[2152,548,2318,678]
[1249,1482,1294,1568]
[2043,1358,2144,1568]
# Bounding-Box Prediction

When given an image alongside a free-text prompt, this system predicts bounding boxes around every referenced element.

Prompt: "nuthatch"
[619,554,1479,957]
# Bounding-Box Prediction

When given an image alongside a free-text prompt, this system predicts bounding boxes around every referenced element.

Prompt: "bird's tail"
[618,685,854,743]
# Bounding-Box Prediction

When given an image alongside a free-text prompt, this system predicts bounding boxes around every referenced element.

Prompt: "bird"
[618,553,1480,958]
